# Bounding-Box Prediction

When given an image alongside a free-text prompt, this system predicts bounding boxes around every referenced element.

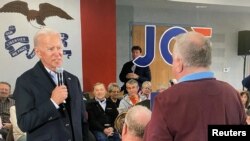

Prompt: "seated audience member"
[240,90,250,111]
[246,109,250,125]
[107,83,122,108]
[139,81,152,100]
[136,81,151,109]
[0,82,15,140]
[118,79,147,113]
[86,83,120,141]
[10,106,26,141]
[122,105,151,141]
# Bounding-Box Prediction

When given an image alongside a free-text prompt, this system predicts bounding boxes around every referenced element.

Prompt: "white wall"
[0,0,82,92]
[116,5,250,90]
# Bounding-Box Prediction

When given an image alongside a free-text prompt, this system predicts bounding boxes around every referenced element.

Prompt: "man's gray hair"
[173,32,212,68]
[124,105,151,138]
[34,27,61,48]
[126,79,138,86]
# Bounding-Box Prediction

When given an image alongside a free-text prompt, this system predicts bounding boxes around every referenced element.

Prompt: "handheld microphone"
[56,67,64,86]
[56,67,66,104]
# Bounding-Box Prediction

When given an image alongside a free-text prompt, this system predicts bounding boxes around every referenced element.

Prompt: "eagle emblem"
[0,1,73,26]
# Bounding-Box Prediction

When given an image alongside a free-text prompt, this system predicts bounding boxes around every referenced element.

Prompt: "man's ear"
[122,123,128,136]
[35,47,41,58]
[175,57,184,73]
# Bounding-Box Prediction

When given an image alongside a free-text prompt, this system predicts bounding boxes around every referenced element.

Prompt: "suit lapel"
[33,61,55,94]
[97,101,105,112]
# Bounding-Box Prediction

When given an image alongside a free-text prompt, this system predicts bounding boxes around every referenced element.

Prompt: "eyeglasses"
[111,91,120,93]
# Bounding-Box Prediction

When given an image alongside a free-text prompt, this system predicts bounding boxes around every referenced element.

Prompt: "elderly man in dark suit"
[13,28,88,141]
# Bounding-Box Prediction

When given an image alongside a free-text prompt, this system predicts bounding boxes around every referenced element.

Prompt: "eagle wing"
[0,1,29,16]
[38,3,73,24]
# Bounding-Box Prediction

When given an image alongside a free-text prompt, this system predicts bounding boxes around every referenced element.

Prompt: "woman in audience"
[139,81,152,100]
[240,90,250,111]
[107,83,122,108]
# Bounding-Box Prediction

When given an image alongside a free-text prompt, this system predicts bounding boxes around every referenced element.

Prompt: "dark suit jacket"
[86,99,118,132]
[13,61,88,141]
[119,60,151,92]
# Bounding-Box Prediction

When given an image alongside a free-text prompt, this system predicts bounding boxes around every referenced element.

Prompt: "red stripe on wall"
[81,0,116,92]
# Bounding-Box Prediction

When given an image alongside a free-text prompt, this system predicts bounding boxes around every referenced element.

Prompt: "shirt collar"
[0,97,10,103]
[178,71,214,83]
[95,98,106,103]
[45,67,56,75]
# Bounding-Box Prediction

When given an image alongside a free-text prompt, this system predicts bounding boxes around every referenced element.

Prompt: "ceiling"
[116,0,250,13]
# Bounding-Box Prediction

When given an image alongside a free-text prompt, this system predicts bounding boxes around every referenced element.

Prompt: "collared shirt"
[45,67,58,84]
[178,71,214,83]
[45,67,54,74]
[95,98,106,111]
[0,97,15,123]
[45,67,60,109]
[139,92,151,100]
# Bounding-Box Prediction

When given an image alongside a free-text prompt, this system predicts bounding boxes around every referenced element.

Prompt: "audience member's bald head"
[122,105,151,141]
